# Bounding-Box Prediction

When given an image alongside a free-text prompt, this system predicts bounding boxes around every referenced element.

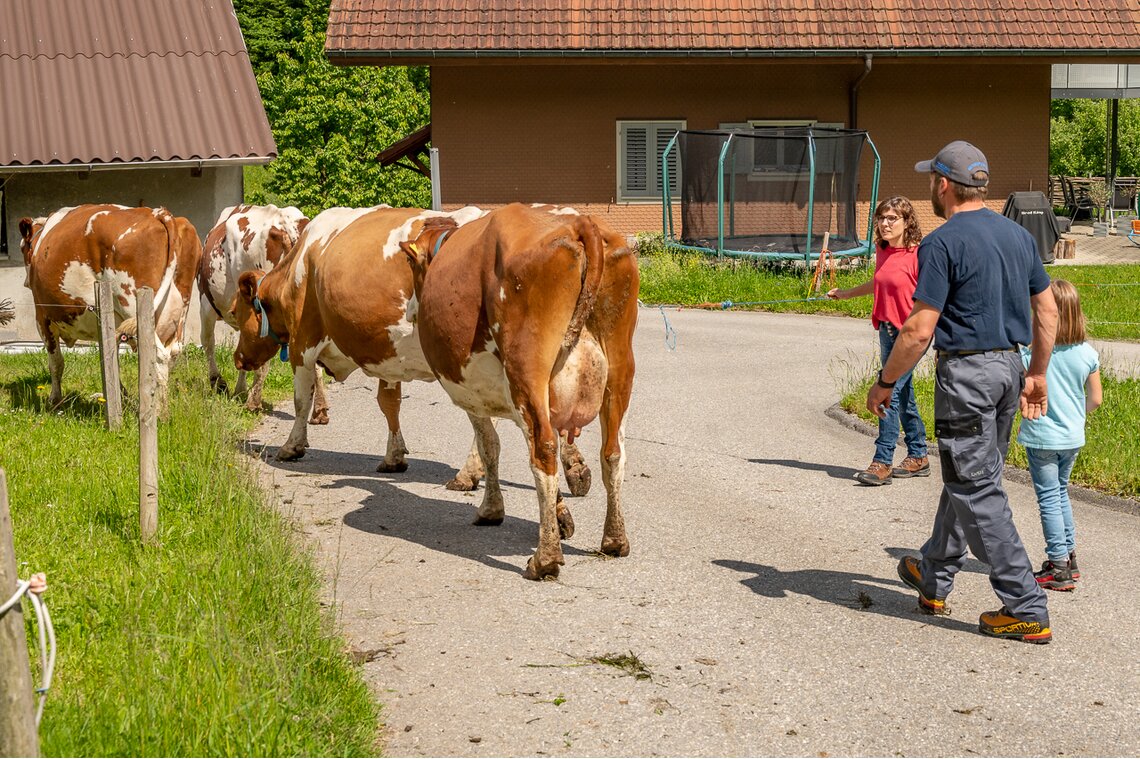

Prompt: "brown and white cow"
[402,203,639,580]
[231,205,489,474]
[197,204,321,414]
[20,204,202,410]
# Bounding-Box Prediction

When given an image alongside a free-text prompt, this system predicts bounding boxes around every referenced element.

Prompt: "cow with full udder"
[20,204,202,411]
[197,204,328,416]
[402,202,639,580]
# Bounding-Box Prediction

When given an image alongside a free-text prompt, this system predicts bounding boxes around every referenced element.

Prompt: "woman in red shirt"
[829,196,928,486]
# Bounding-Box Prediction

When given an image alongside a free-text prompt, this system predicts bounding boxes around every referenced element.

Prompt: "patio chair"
[1063,177,1095,221]
[1129,219,1140,247]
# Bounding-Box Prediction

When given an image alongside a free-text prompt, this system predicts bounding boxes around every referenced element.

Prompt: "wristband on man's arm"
[876,370,897,389]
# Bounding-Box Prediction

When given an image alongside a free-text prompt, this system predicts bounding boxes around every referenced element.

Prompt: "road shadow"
[258,448,591,577]
[883,546,991,576]
[712,558,980,636]
[749,457,860,481]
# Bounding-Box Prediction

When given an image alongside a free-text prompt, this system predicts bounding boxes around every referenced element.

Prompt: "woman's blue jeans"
[875,323,927,464]
[1025,446,1080,562]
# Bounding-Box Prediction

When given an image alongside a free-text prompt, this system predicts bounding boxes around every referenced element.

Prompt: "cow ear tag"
[279,345,289,362]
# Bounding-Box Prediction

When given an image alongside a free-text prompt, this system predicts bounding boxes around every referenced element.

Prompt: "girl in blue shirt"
[1018,279,1103,591]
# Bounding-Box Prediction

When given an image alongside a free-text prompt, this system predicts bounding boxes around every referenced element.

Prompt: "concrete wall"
[432,59,1051,237]
[0,164,244,344]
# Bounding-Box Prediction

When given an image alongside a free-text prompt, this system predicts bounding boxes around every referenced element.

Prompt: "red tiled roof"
[0,0,276,168]
[326,0,1140,59]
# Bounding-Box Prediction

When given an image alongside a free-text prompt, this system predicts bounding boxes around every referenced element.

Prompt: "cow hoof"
[309,408,330,425]
[376,460,409,473]
[472,515,504,527]
[446,475,479,492]
[523,557,561,581]
[556,502,575,540]
[564,464,591,497]
[276,446,306,462]
[600,536,630,557]
[210,375,229,394]
[244,399,263,413]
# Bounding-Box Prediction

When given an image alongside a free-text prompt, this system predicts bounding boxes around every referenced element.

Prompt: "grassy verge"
[636,235,1140,342]
[0,346,379,756]
[837,360,1139,500]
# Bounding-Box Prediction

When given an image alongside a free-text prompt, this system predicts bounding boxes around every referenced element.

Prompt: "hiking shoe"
[1068,551,1081,580]
[1034,560,1076,591]
[897,556,951,615]
[855,461,892,486]
[979,607,1052,644]
[892,456,930,478]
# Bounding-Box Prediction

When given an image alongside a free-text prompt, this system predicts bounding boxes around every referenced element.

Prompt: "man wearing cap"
[865,140,1059,643]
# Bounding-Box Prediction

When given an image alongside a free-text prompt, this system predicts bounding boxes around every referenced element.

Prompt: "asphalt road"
[249,308,1140,757]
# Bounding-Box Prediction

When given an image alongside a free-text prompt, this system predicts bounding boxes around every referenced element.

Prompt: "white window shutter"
[623,126,649,195]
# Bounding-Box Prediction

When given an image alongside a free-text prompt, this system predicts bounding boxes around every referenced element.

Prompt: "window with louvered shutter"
[617,120,683,201]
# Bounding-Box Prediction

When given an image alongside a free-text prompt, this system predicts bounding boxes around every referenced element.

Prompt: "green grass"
[837,360,1140,500]
[636,235,1140,342]
[0,346,380,757]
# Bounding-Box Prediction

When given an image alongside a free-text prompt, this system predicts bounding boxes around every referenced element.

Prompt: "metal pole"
[136,288,158,544]
[806,132,817,267]
[429,147,442,212]
[95,279,122,430]
[717,135,734,257]
[661,131,680,242]
[865,135,882,255]
[0,469,40,757]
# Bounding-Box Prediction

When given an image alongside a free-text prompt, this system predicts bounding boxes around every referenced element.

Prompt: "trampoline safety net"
[664,128,880,261]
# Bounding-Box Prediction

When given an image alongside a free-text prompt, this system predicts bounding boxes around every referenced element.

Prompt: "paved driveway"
[250,309,1139,757]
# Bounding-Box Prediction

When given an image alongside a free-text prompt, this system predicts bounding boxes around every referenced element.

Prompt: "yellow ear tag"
[408,243,420,255]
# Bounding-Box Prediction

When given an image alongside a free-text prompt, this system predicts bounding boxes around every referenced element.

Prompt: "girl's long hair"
[1052,279,1087,346]
[873,196,923,249]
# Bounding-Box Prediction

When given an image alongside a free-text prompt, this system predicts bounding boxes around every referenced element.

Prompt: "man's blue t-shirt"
[913,208,1051,352]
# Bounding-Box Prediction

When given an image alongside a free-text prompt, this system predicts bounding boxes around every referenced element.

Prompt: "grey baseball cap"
[914,140,990,187]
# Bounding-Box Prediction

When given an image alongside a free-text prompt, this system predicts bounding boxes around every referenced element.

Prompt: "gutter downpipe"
[849,54,873,129]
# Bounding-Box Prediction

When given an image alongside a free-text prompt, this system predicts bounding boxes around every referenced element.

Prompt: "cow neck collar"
[431,228,453,260]
[251,274,289,361]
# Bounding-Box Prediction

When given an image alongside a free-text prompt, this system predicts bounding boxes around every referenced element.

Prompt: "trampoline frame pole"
[806,132,817,267]
[717,135,734,257]
[662,131,680,243]
[865,135,882,256]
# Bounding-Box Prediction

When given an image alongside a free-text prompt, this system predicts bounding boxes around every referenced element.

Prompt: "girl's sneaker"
[1034,560,1076,592]
[1068,551,1081,580]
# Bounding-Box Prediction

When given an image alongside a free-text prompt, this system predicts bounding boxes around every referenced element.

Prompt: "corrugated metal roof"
[326,0,1140,58]
[0,0,275,169]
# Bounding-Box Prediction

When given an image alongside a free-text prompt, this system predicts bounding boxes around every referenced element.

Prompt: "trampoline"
[661,127,881,262]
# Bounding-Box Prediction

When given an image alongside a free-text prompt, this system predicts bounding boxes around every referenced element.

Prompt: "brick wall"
[432,58,1049,239]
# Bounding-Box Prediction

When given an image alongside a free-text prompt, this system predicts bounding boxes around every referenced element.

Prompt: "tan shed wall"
[432,60,1050,237]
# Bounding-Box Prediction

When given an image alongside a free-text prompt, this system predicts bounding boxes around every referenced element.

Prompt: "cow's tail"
[561,215,605,352]
[151,208,180,313]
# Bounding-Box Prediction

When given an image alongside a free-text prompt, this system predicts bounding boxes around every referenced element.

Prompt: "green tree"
[1051,98,1140,177]
[252,22,431,216]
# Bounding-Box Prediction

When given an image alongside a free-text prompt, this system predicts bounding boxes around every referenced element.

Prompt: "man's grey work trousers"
[918,351,1050,624]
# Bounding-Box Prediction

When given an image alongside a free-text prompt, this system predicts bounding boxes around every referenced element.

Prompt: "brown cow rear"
[20,204,202,411]
[403,203,639,580]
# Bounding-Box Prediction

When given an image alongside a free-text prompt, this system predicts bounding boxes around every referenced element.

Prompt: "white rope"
[0,573,55,726]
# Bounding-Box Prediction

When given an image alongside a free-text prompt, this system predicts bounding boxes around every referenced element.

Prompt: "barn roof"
[326,0,1140,62]
[0,0,276,170]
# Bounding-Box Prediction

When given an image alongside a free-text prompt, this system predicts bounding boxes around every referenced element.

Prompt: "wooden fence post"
[136,288,158,543]
[0,469,40,757]
[95,279,123,430]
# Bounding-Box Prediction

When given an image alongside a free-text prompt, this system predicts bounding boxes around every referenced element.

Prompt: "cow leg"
[309,367,330,425]
[154,344,173,418]
[46,341,64,407]
[376,382,409,473]
[243,364,270,412]
[277,365,315,461]
[560,433,592,497]
[201,299,226,393]
[469,414,504,526]
[447,433,485,491]
[517,404,566,581]
[598,351,635,559]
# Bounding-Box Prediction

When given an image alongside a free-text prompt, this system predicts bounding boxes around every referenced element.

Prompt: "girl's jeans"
[1025,446,1080,562]
[875,322,927,464]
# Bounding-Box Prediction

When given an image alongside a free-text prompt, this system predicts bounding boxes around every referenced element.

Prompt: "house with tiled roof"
[0,0,275,263]
[326,1,1140,235]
